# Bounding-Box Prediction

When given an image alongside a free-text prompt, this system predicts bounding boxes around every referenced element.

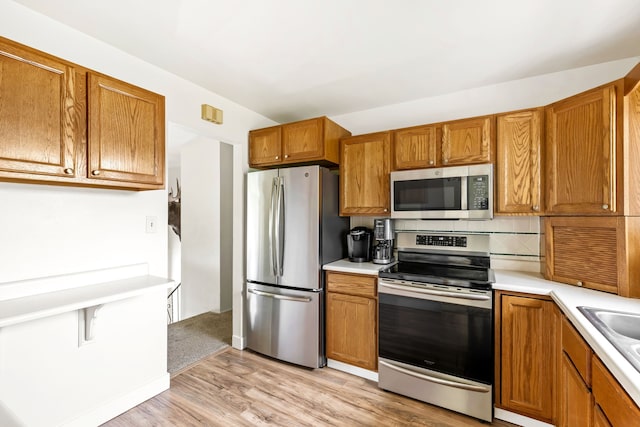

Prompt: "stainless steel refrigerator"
[245,165,349,368]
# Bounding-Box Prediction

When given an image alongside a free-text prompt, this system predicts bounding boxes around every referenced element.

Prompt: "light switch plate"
[146,216,158,233]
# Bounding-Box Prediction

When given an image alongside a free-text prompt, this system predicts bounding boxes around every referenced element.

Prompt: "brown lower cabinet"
[325,271,377,371]
[496,293,640,427]
[495,291,559,424]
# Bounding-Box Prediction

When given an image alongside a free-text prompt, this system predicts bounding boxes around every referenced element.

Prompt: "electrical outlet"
[146,216,158,233]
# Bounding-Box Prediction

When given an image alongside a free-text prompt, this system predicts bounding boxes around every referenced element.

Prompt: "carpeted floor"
[167,310,232,375]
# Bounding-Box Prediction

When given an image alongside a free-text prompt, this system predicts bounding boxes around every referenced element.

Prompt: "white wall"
[181,138,233,318]
[331,57,640,135]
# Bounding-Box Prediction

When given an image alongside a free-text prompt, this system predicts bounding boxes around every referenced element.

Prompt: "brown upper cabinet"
[248,116,351,168]
[441,115,494,166]
[339,132,391,216]
[495,108,544,215]
[392,115,494,170]
[392,124,439,170]
[0,36,165,190]
[545,67,640,216]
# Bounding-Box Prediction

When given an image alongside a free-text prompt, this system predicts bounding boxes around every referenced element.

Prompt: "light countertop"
[322,260,640,407]
[323,258,394,275]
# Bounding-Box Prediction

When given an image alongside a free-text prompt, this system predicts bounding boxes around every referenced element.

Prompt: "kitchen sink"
[578,306,640,373]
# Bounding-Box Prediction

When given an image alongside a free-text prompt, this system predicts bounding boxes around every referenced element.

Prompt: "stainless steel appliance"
[347,226,372,262]
[372,218,394,265]
[245,165,349,368]
[390,164,493,220]
[377,231,494,422]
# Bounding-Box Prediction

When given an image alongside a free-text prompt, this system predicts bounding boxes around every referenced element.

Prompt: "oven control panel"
[416,235,467,247]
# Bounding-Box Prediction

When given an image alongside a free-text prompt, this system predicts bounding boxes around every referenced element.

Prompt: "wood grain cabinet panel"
[495,109,543,215]
[592,356,640,427]
[248,116,350,168]
[545,85,619,215]
[325,271,377,371]
[87,73,164,185]
[496,293,558,424]
[560,353,593,427]
[392,125,438,170]
[441,116,494,166]
[593,405,613,427]
[0,39,78,179]
[248,126,282,167]
[339,132,391,216]
[545,216,640,297]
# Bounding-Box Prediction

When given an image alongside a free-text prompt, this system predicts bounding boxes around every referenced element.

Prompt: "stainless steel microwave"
[390,164,493,220]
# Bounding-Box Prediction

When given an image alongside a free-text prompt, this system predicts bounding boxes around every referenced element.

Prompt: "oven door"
[378,279,493,385]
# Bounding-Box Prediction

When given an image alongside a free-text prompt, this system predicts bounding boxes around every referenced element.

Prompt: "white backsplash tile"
[349,216,545,273]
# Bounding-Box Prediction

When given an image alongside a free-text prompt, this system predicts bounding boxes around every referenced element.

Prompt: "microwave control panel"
[468,175,489,210]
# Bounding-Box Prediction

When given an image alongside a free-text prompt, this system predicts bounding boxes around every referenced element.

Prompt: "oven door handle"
[379,281,491,301]
[379,360,491,393]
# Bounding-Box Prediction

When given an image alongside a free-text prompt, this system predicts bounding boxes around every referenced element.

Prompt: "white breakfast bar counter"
[323,259,640,410]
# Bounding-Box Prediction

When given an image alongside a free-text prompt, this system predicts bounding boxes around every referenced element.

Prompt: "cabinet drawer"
[326,272,377,297]
[592,356,640,427]
[562,316,592,386]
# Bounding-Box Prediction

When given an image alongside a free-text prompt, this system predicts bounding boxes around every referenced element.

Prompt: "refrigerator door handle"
[277,177,285,276]
[269,177,278,276]
[248,288,312,303]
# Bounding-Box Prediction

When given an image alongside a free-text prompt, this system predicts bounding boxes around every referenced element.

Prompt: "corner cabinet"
[325,271,378,371]
[495,291,559,424]
[0,36,165,190]
[545,216,640,298]
[248,116,350,168]
[339,132,391,216]
[495,108,544,215]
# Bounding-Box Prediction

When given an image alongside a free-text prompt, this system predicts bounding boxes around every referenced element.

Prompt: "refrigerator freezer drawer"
[245,282,323,368]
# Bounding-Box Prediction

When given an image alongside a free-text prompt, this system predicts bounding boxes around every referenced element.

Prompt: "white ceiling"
[13,0,640,123]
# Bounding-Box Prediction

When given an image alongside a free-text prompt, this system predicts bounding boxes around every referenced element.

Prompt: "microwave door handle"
[269,177,278,276]
[460,175,468,210]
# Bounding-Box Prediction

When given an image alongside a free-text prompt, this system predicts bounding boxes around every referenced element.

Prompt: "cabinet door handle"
[63,168,74,175]
[443,158,448,164]
[91,170,101,176]
[602,204,609,210]
[275,156,279,160]
[284,154,289,159]
[428,160,434,165]
[532,205,540,211]
[577,281,583,287]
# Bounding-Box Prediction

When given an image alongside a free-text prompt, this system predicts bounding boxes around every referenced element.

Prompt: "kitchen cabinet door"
[326,291,377,371]
[497,293,558,424]
[392,125,438,170]
[0,38,79,179]
[339,132,391,216]
[282,118,324,163]
[560,353,593,427]
[546,85,617,215]
[441,116,494,166]
[496,109,544,215]
[593,405,613,427]
[87,73,165,186]
[249,126,282,167]
[592,356,640,427]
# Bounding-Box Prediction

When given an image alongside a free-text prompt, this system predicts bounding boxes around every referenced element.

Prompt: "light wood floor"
[103,348,514,426]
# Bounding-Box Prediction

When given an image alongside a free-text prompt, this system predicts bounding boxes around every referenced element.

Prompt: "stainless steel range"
[377,231,494,422]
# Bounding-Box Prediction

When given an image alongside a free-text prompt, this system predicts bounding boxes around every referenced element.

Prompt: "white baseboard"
[327,359,378,382]
[232,334,245,349]
[63,374,170,427]
[494,408,554,427]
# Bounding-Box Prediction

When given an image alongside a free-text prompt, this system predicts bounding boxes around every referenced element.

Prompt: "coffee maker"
[372,218,394,264]
[347,227,372,262]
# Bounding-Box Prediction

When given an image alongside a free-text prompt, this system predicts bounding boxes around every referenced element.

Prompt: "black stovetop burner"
[379,250,494,290]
